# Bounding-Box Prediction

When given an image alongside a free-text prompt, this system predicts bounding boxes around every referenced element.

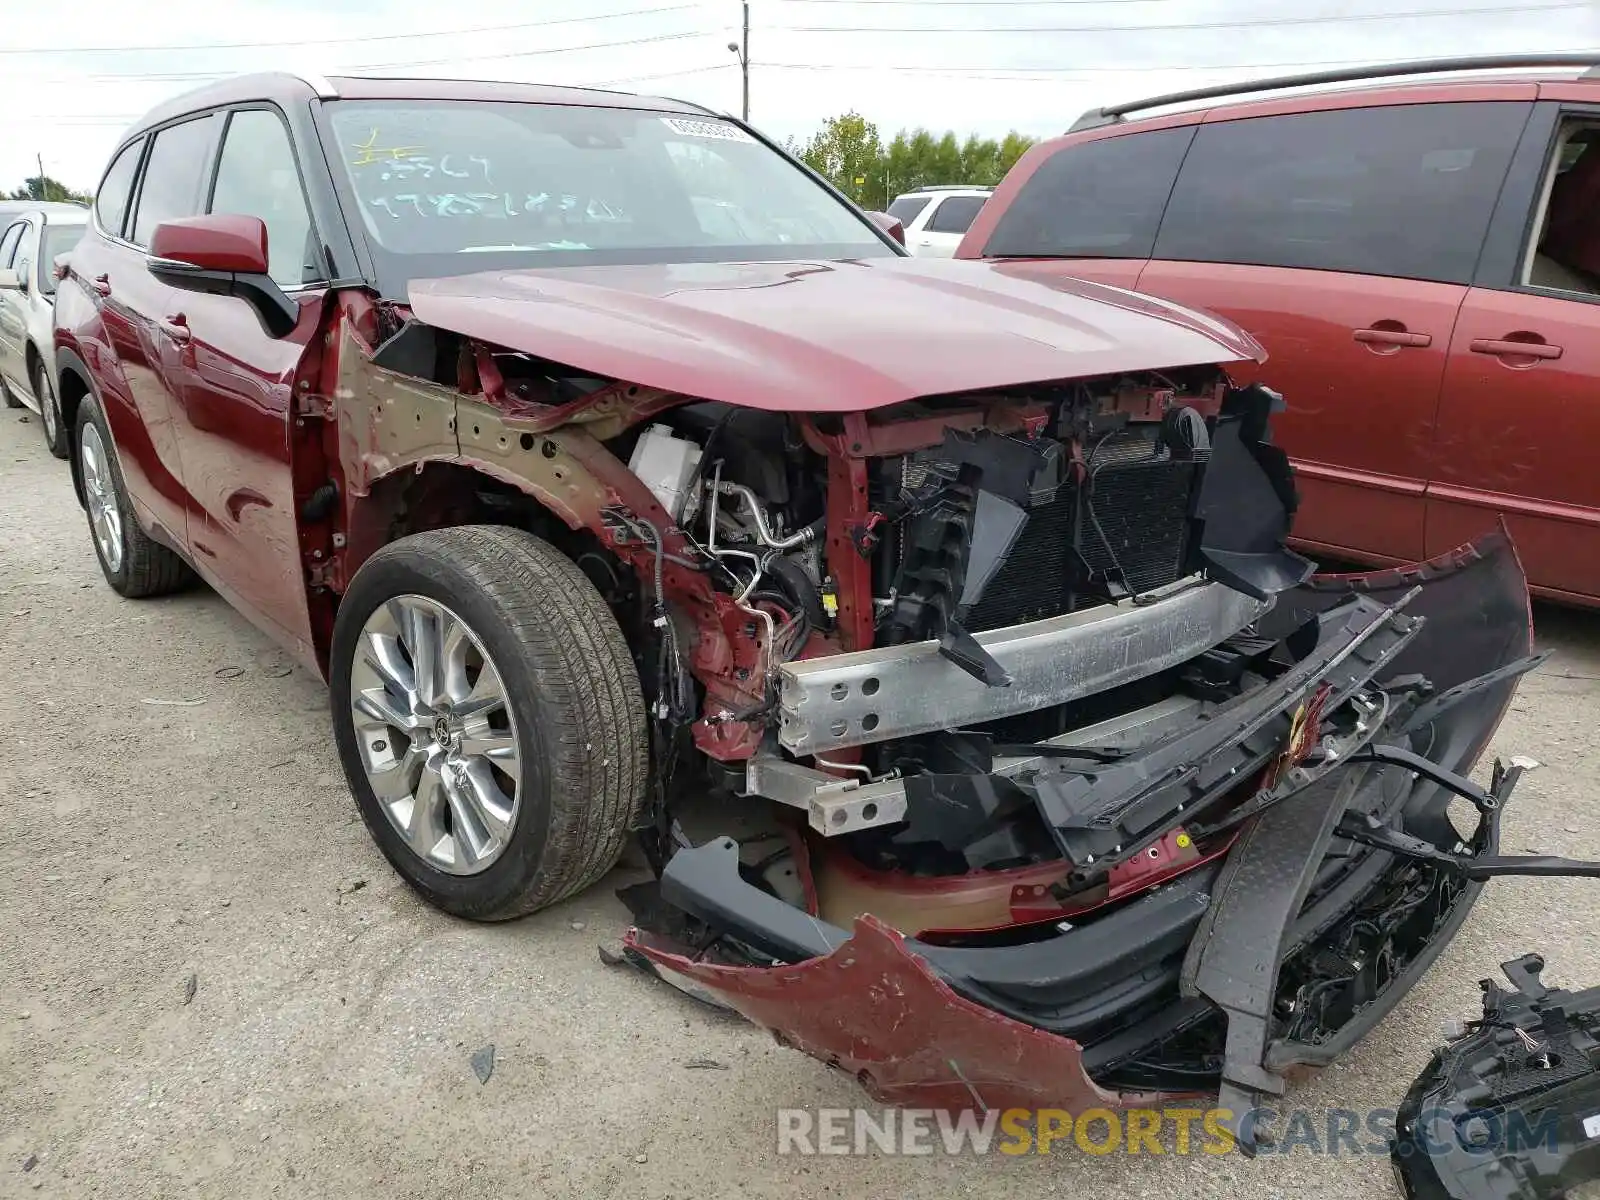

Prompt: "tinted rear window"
[1153,101,1530,284]
[887,195,931,224]
[983,127,1194,258]
[926,194,986,234]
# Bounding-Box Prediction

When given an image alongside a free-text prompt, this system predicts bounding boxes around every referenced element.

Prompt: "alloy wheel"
[349,595,522,875]
[80,424,124,574]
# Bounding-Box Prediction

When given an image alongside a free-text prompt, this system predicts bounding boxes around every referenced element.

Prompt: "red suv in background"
[959,54,1600,606]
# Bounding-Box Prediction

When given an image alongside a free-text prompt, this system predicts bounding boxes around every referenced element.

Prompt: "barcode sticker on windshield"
[1583,1113,1600,1140]
[663,117,755,142]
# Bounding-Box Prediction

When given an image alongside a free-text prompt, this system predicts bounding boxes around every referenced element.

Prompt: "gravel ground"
[3,405,1599,1199]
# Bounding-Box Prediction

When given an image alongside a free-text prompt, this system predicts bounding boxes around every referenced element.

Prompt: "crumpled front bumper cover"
[626,529,1538,1114]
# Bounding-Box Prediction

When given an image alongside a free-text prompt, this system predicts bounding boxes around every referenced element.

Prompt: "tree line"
[8,175,91,205]
[789,113,1037,211]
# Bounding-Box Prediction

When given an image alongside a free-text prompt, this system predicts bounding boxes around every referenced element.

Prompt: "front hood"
[406,257,1264,412]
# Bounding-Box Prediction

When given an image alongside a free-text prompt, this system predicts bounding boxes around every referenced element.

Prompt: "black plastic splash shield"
[1024,590,1421,870]
[1392,954,1600,1200]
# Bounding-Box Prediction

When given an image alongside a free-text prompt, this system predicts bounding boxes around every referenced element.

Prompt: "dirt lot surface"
[3,406,1600,1199]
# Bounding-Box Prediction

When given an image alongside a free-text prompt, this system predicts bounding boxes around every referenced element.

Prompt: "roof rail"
[1069,53,1600,132]
[907,183,995,193]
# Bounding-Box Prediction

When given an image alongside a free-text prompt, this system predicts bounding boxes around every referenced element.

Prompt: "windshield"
[321,100,894,290]
[39,224,84,295]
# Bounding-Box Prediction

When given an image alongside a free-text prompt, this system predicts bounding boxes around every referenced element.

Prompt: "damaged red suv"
[56,73,1541,1136]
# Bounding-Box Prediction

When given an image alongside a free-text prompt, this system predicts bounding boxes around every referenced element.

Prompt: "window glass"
[1524,122,1600,294]
[13,221,38,281]
[983,127,1194,258]
[131,115,218,248]
[925,194,986,235]
[1154,102,1528,284]
[0,223,23,269]
[887,195,931,224]
[40,223,86,295]
[210,109,319,286]
[322,100,890,293]
[94,138,144,239]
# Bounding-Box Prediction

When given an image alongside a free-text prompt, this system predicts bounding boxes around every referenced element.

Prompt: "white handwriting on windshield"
[364,192,558,220]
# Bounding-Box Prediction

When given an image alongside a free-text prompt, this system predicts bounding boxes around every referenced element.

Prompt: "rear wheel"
[329,526,648,920]
[74,394,192,597]
[35,359,67,459]
[1,376,21,409]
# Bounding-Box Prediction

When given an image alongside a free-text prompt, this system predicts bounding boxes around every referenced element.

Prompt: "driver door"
[159,105,324,661]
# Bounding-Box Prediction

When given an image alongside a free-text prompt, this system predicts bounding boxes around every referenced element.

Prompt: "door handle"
[1469,337,1562,361]
[91,274,112,297]
[159,315,191,344]
[1353,327,1431,348]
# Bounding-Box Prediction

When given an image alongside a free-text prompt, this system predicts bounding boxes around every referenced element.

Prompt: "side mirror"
[0,268,20,291]
[146,214,299,338]
[865,211,906,246]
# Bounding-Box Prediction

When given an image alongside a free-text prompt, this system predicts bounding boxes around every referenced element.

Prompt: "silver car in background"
[0,204,88,458]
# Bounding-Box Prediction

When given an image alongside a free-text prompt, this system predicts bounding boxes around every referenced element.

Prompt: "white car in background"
[886,186,993,257]
[0,204,87,459]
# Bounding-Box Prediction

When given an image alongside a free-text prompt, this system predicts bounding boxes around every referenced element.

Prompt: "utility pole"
[726,0,750,122]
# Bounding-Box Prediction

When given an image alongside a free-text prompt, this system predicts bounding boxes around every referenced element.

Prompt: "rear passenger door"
[1429,106,1600,601]
[1137,102,1530,563]
[972,126,1195,289]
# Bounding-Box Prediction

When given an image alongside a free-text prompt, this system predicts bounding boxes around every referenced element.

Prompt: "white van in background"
[886,186,993,257]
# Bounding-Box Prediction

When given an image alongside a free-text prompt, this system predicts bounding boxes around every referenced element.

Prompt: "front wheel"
[329,526,648,920]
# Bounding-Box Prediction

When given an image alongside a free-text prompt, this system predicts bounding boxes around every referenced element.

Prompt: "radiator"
[963,428,1198,632]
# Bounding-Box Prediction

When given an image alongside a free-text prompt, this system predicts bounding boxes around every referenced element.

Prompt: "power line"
[754,47,1600,74]
[776,0,1178,4]
[589,62,738,88]
[0,4,702,56]
[352,30,717,72]
[770,1,1593,33]
[13,62,731,125]
[15,30,719,84]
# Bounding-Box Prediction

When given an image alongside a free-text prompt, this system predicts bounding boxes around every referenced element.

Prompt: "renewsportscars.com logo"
[775,1106,1565,1157]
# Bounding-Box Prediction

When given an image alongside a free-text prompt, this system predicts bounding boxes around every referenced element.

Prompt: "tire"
[1,376,21,409]
[35,358,67,459]
[74,393,193,597]
[329,525,648,921]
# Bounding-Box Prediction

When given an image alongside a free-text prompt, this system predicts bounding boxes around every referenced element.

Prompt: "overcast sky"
[5,0,1600,192]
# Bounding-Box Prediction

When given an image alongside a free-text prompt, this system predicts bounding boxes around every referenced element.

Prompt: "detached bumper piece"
[626,530,1560,1117]
[1392,954,1600,1200]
